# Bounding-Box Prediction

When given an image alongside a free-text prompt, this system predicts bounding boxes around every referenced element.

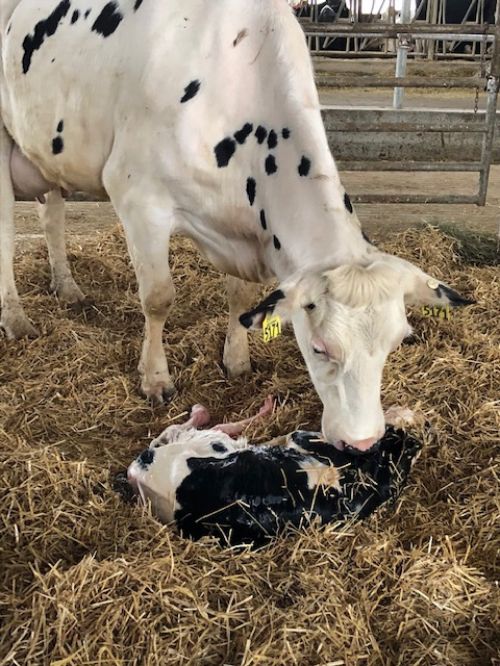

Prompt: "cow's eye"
[312,343,326,355]
[305,303,316,311]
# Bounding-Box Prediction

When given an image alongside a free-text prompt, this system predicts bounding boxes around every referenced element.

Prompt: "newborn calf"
[126,399,422,546]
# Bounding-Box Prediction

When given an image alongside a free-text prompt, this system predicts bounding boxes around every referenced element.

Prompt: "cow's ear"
[239,289,294,330]
[404,272,475,307]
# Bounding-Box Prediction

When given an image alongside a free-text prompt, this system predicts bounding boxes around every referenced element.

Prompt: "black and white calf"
[125,400,422,546]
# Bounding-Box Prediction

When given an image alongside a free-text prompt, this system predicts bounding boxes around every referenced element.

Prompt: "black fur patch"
[180,79,201,103]
[362,230,374,245]
[71,9,80,23]
[344,192,353,214]
[282,128,291,139]
[436,284,475,306]
[56,119,64,133]
[211,442,227,454]
[214,138,237,168]
[138,448,155,469]
[239,289,285,329]
[52,136,64,155]
[234,123,254,145]
[265,155,277,175]
[267,130,278,150]
[91,2,123,37]
[134,0,144,9]
[298,156,311,177]
[259,209,267,230]
[84,9,91,18]
[246,178,256,206]
[273,235,281,250]
[255,126,267,144]
[22,0,71,74]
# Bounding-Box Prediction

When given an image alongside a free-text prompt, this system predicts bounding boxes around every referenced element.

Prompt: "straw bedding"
[0,225,498,665]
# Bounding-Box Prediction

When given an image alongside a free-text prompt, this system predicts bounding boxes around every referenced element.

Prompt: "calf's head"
[240,256,473,453]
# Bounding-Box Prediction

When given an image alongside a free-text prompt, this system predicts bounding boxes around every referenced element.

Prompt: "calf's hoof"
[0,310,39,340]
[223,356,252,380]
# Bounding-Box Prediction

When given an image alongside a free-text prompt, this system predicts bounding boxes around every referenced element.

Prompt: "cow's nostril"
[138,448,155,468]
[346,436,380,454]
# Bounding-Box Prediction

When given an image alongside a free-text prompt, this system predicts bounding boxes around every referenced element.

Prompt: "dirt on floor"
[1,222,499,665]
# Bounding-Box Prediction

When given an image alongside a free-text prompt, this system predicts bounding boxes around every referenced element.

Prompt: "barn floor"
[1,191,499,666]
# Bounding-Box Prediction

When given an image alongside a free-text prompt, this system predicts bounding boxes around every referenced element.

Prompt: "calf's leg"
[223,275,259,379]
[0,125,38,339]
[38,188,87,304]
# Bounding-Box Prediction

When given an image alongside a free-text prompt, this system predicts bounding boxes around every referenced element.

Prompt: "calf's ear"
[404,271,475,307]
[239,288,295,330]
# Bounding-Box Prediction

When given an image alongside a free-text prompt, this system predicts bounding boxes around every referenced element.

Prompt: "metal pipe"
[393,0,412,109]
[300,21,495,36]
[337,161,482,172]
[315,76,483,88]
[351,194,479,204]
[477,5,500,205]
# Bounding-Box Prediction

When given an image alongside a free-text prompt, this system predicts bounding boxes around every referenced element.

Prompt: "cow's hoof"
[140,380,176,406]
[223,359,252,380]
[51,278,87,306]
[0,311,39,340]
[68,297,95,314]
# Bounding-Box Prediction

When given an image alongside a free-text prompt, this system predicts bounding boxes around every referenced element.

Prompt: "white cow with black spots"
[0,0,472,452]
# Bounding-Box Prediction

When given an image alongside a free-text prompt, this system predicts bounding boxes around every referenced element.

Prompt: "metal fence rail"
[304,4,500,206]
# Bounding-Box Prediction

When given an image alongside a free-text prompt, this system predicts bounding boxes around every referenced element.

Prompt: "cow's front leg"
[223,275,259,379]
[38,188,87,305]
[0,125,38,339]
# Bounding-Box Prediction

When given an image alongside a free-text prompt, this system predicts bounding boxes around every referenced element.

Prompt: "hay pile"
[1,225,498,665]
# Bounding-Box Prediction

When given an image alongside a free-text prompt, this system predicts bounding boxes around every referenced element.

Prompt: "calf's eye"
[305,303,316,311]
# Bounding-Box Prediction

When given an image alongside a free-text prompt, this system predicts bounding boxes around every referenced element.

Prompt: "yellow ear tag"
[262,314,282,343]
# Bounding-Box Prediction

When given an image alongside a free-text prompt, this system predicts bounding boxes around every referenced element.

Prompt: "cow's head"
[240,255,473,453]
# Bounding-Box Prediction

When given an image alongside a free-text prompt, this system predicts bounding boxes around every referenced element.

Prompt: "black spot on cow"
[255,126,267,145]
[282,128,291,139]
[234,123,254,145]
[273,235,282,250]
[214,138,237,168]
[233,28,248,47]
[211,442,227,454]
[21,0,71,74]
[84,9,91,18]
[6,23,12,35]
[52,136,64,155]
[51,58,56,63]
[180,79,201,103]
[298,156,311,177]
[344,192,353,214]
[91,2,123,38]
[56,119,64,133]
[267,130,278,150]
[134,0,144,10]
[259,209,267,230]
[246,178,256,206]
[138,448,155,469]
[265,155,278,175]
[71,9,80,23]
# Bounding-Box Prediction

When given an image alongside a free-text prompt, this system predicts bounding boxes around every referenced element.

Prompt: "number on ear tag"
[421,305,452,320]
[262,315,282,343]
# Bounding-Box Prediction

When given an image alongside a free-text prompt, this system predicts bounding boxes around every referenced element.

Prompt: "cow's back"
[1,0,309,197]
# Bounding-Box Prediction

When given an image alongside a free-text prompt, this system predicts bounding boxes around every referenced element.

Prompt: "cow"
[124,398,422,545]
[0,0,472,453]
